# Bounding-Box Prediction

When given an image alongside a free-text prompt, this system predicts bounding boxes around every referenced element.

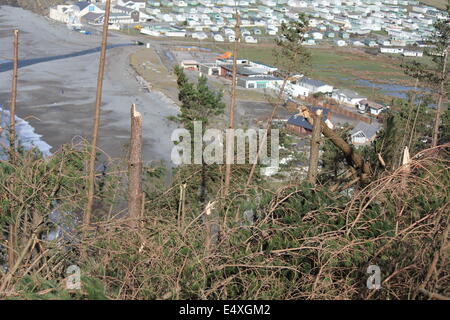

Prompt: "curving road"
[0,6,179,166]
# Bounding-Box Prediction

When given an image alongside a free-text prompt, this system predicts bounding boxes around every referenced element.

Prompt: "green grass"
[116,28,141,36]
[204,43,419,102]
[418,0,448,9]
[371,30,389,36]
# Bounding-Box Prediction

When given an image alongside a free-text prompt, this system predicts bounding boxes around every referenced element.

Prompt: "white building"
[335,40,347,47]
[311,32,323,40]
[238,76,283,89]
[380,47,404,54]
[287,0,308,7]
[350,122,379,145]
[412,6,428,14]
[299,77,333,94]
[199,63,221,76]
[174,0,188,7]
[73,2,104,17]
[192,32,208,40]
[403,50,423,57]
[49,5,79,23]
[358,100,385,116]
[285,82,310,98]
[244,36,258,43]
[118,0,147,10]
[213,34,225,42]
[332,89,366,105]
[249,62,277,74]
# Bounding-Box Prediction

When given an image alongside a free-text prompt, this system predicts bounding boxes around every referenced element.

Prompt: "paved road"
[0,6,179,166]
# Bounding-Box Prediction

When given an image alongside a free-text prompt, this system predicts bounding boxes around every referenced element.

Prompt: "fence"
[300,97,373,124]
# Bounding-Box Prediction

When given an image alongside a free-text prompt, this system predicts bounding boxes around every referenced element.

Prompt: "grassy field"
[419,0,448,9]
[205,43,428,102]
[129,47,180,102]
[129,47,269,105]
[130,39,434,104]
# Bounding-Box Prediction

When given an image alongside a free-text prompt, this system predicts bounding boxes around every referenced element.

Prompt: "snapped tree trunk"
[204,201,218,254]
[400,146,411,189]
[300,106,371,181]
[128,104,143,228]
[307,109,322,185]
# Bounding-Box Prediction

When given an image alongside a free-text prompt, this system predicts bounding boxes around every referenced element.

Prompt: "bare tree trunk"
[128,104,143,228]
[9,30,19,162]
[178,183,187,230]
[431,49,448,147]
[200,161,207,205]
[85,0,111,229]
[307,109,322,185]
[224,12,240,196]
[7,224,16,271]
[7,30,19,271]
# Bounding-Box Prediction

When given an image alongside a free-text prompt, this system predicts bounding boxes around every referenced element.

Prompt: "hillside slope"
[0,0,65,15]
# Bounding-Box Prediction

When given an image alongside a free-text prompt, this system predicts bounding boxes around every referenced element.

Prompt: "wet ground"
[0,6,179,165]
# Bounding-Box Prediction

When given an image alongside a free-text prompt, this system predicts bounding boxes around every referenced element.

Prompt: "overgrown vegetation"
[0,140,448,299]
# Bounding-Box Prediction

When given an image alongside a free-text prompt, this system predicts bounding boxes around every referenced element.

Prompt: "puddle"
[355,79,429,99]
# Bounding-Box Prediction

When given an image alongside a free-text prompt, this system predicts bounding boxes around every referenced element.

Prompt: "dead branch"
[419,288,450,300]
[307,109,322,184]
[300,105,371,181]
[9,29,19,162]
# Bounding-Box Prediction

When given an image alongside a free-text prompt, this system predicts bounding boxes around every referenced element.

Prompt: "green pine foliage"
[174,66,225,133]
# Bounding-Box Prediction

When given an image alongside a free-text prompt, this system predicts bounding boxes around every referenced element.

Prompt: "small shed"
[350,122,379,145]
[199,63,220,76]
[358,100,384,115]
[237,76,283,89]
[286,107,331,135]
[180,60,199,70]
